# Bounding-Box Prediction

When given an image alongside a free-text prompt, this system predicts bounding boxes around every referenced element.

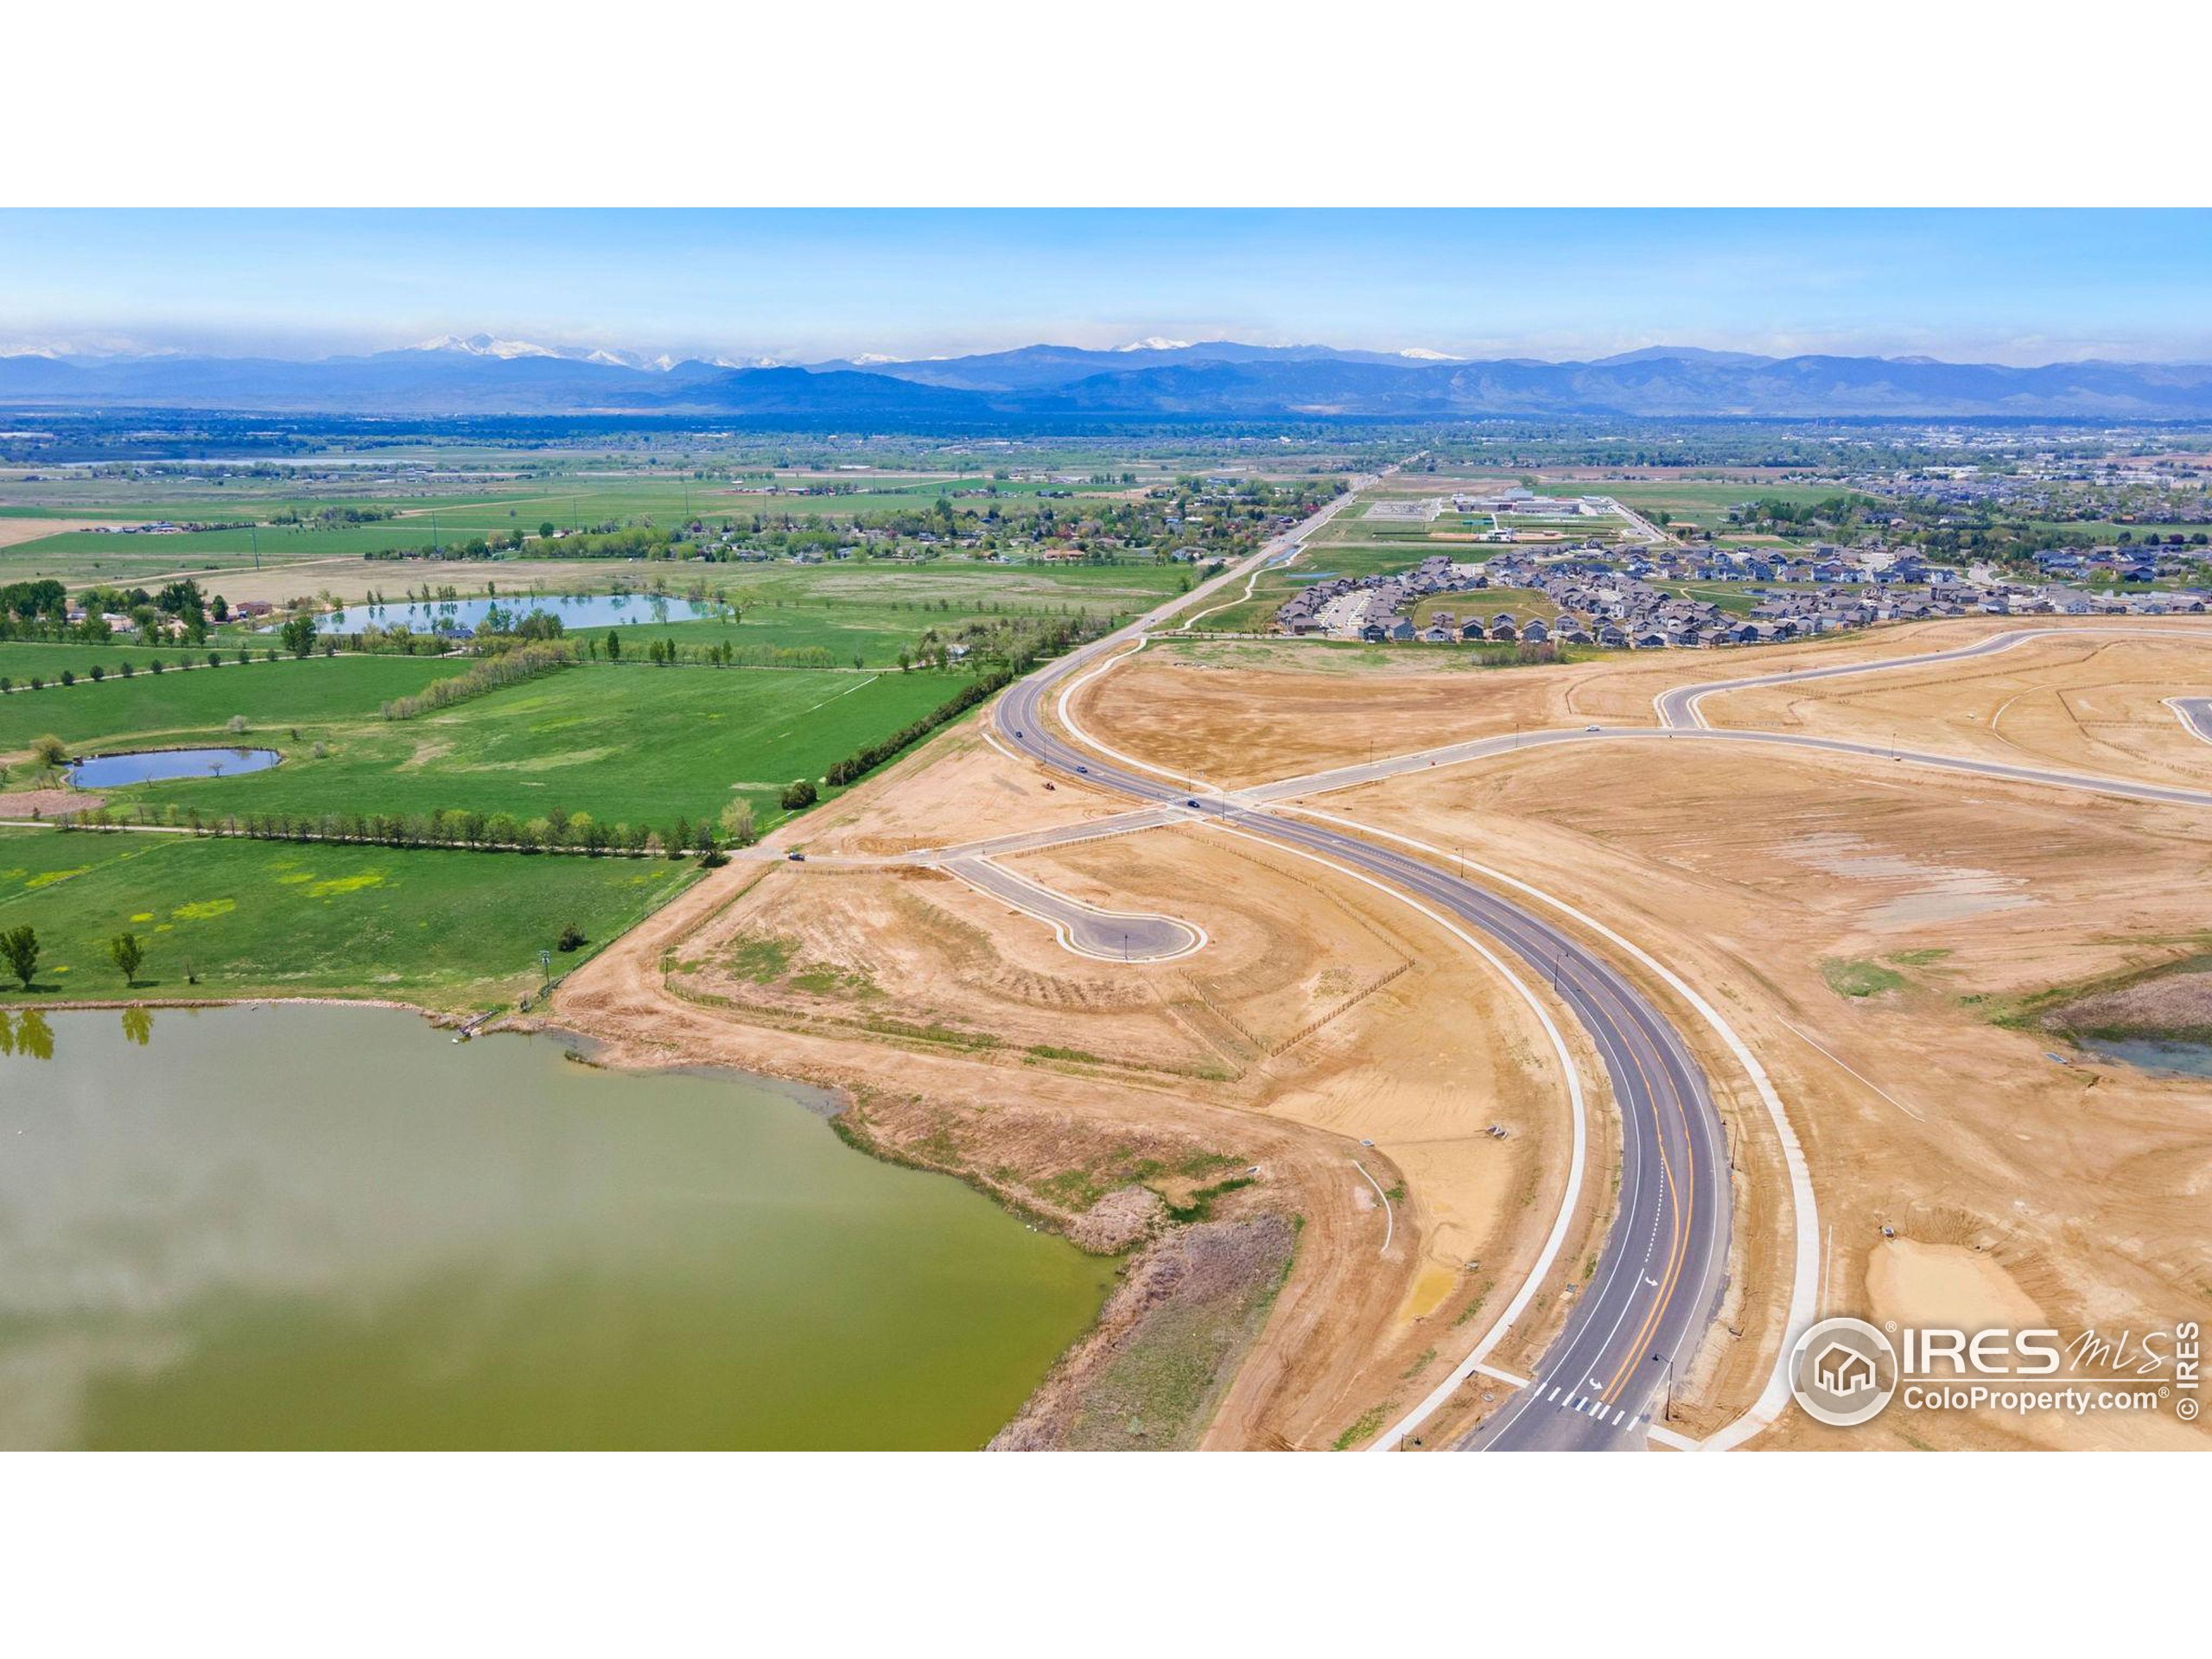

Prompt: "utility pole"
[250,524,260,571]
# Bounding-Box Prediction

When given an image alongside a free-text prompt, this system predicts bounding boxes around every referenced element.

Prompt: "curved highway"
[995,575,1734,1449]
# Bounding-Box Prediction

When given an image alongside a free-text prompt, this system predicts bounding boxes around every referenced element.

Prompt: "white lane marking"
[1612,1408,1627,1427]
[1548,1386,1561,1402]
[1647,1423,1701,1452]
[1274,803,1818,1455]
[1351,1159,1395,1256]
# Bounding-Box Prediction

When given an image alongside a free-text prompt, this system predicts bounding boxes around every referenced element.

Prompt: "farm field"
[0,473,1147,585]
[49,660,969,830]
[0,652,466,751]
[0,826,694,1009]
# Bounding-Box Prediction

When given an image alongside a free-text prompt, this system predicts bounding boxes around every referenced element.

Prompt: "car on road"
[786,851,806,861]
[1076,765,1089,773]
[1185,798,1200,808]
[1586,725,1600,733]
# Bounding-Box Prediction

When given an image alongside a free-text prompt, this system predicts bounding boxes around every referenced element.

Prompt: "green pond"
[0,1004,1114,1450]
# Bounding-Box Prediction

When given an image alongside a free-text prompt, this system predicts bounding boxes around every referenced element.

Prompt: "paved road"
[1236,724,2212,812]
[992,484,1732,1450]
[1656,623,2212,729]
[938,854,1203,963]
[2171,697,2212,747]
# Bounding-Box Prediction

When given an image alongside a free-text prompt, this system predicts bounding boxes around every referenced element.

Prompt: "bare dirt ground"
[1071,620,2212,794]
[0,518,108,550]
[555,806,1580,1450]
[772,723,1134,856]
[1074,640,1594,788]
[1712,630,2212,790]
[0,788,82,819]
[1319,741,2212,1450]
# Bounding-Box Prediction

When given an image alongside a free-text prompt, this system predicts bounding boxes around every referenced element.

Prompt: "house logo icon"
[1789,1317,1898,1427]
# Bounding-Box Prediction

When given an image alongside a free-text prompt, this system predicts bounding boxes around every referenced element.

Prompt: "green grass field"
[0,825,694,1010]
[0,652,467,751]
[41,660,966,831]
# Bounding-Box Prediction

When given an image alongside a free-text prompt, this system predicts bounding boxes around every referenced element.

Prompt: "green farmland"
[0,825,693,1010]
[10,655,969,831]
[0,652,467,750]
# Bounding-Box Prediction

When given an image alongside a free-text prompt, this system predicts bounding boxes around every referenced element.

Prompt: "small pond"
[315,593,720,635]
[2079,1037,2212,1080]
[69,747,283,787]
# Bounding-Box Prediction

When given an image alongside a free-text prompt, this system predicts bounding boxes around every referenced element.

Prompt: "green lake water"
[0,1005,1113,1450]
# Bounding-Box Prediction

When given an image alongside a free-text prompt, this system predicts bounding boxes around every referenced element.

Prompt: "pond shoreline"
[11,987,1203,1447]
[0,1000,1106,1451]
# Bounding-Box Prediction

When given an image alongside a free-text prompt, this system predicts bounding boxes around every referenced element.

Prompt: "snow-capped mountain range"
[6,334,2212,421]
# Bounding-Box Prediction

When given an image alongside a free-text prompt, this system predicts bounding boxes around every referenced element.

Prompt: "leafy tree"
[108,932,145,987]
[556,923,586,953]
[280,614,318,658]
[0,925,37,990]
[29,734,67,773]
[779,779,817,811]
[605,629,621,661]
[718,799,758,847]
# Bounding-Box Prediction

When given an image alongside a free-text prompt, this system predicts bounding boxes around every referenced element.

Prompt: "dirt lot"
[0,518,109,550]
[1071,639,1594,788]
[1069,620,2212,796]
[1712,629,2212,790]
[772,724,1134,856]
[1319,741,2212,1450]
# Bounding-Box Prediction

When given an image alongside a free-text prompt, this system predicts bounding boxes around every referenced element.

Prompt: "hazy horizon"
[3,209,2209,369]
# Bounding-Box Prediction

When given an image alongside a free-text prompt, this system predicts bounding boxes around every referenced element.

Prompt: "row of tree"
[56,798,755,858]
[822,669,1015,788]
[379,640,575,719]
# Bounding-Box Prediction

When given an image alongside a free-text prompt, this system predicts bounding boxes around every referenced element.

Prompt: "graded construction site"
[553,523,2212,1451]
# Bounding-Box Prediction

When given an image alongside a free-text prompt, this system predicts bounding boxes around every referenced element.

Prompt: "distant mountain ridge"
[4,337,2212,421]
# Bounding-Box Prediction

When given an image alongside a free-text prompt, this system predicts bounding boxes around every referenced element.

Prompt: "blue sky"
[2,209,2207,365]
